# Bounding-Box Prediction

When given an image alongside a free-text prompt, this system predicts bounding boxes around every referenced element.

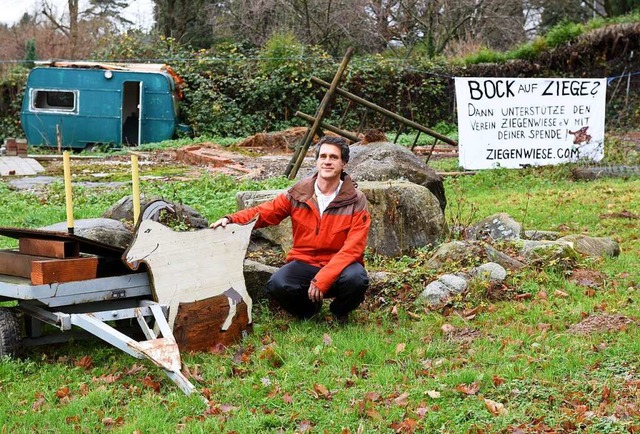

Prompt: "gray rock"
[519,240,579,265]
[243,259,278,301]
[469,262,507,282]
[42,218,133,250]
[465,213,523,241]
[419,280,452,305]
[358,181,446,257]
[236,190,292,253]
[103,196,208,229]
[348,142,446,211]
[439,274,468,294]
[419,274,468,306]
[557,234,621,258]
[482,243,527,271]
[425,240,475,269]
[524,230,562,241]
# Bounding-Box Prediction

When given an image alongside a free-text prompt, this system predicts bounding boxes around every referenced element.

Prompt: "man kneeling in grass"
[211,136,371,323]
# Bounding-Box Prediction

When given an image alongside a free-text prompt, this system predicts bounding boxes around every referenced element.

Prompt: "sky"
[0,0,155,30]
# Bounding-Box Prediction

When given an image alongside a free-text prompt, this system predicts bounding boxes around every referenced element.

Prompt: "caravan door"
[122,81,141,146]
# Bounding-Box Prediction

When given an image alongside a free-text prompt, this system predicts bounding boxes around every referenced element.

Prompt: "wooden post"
[311,76,458,146]
[131,154,141,225]
[62,151,74,235]
[285,47,354,179]
[294,111,360,142]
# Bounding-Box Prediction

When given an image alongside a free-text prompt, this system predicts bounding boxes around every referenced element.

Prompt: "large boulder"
[236,190,293,253]
[42,218,133,250]
[103,196,208,229]
[557,234,621,258]
[354,180,445,256]
[348,142,446,211]
[235,180,446,258]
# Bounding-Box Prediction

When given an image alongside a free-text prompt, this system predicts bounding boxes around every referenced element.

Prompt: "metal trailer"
[0,228,198,397]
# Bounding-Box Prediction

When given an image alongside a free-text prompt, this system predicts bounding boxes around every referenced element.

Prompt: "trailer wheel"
[0,308,23,358]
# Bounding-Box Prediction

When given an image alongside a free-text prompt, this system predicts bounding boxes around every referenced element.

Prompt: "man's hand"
[210,217,229,229]
[308,283,324,303]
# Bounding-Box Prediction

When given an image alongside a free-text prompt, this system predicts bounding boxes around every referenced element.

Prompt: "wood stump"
[172,295,251,351]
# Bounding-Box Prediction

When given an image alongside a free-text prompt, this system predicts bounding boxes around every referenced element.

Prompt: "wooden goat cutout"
[123,218,256,332]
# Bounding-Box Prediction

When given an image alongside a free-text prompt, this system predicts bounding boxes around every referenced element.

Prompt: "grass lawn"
[0,137,638,433]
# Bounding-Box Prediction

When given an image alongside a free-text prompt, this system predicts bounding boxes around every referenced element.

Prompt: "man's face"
[316,143,345,181]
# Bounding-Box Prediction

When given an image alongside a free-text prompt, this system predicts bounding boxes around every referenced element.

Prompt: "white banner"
[455,77,606,170]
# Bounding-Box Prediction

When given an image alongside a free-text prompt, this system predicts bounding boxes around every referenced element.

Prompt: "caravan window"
[32,90,77,112]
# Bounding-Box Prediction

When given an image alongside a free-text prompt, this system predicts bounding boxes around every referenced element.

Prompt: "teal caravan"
[21,61,184,150]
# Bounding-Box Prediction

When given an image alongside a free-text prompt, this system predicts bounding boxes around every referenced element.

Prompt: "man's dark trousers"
[265,260,369,318]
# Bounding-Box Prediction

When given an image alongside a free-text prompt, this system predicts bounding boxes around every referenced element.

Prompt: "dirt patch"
[568,314,635,335]
[236,127,310,153]
[569,269,605,289]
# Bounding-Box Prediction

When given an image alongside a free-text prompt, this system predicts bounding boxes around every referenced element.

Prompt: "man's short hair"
[315,136,350,163]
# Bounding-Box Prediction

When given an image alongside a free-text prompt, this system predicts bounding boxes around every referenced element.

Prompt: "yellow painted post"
[62,151,74,234]
[131,154,141,225]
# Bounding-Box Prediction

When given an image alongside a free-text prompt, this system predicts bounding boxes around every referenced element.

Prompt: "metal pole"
[311,76,457,146]
[286,48,354,179]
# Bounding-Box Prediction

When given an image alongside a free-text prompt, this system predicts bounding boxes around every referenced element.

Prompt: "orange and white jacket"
[226,173,370,293]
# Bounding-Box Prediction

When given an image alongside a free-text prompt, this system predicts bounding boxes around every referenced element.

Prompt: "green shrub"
[545,21,585,47]
[0,66,28,141]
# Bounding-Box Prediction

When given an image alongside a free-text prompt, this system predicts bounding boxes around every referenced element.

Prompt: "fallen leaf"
[395,343,406,356]
[492,375,505,387]
[142,376,161,393]
[323,333,333,346]
[416,404,429,417]
[55,386,71,400]
[456,382,480,395]
[93,373,121,384]
[220,403,238,413]
[393,392,409,406]
[125,364,145,376]
[406,311,421,320]
[537,291,548,300]
[201,388,212,401]
[390,418,418,433]
[313,383,331,400]
[283,393,293,404]
[391,305,399,316]
[425,390,440,399]
[297,420,313,432]
[75,355,93,370]
[364,391,381,402]
[483,397,508,416]
[65,415,81,424]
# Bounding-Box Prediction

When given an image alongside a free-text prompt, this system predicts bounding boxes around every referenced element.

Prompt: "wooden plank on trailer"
[0,250,50,278]
[31,257,99,285]
[19,238,80,258]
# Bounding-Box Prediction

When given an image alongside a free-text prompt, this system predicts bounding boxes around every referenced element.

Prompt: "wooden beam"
[31,257,99,285]
[19,238,80,258]
[0,250,46,278]
[0,250,98,284]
